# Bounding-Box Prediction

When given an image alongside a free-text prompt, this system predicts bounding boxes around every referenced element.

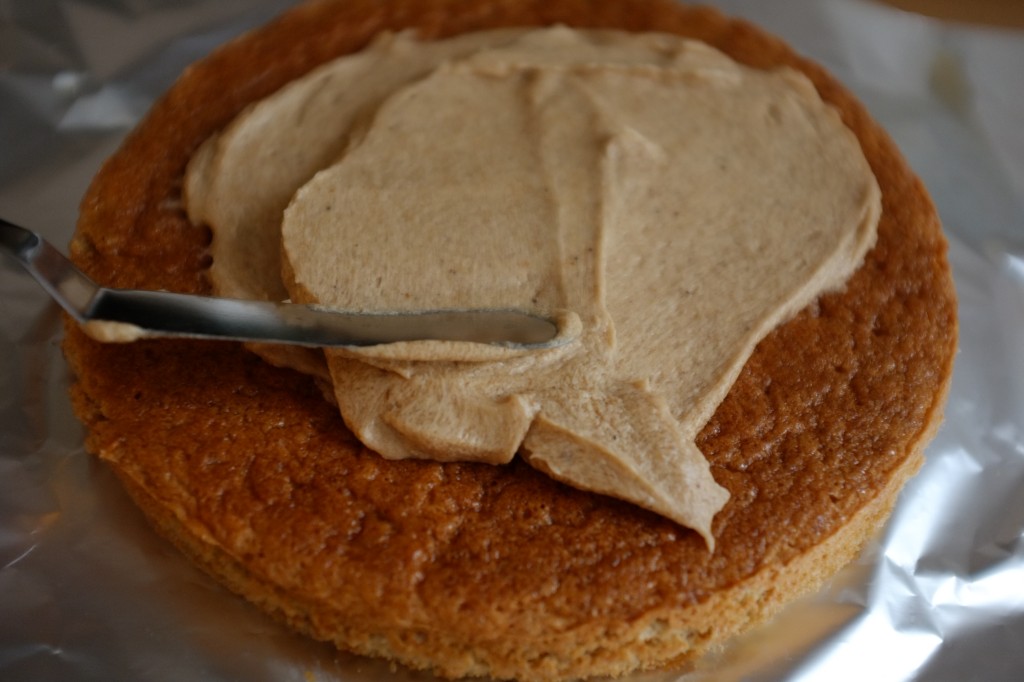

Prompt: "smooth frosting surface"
[185,27,880,547]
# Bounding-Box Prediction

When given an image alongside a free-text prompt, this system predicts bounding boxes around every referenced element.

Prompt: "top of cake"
[184,26,880,546]
[63,1,957,679]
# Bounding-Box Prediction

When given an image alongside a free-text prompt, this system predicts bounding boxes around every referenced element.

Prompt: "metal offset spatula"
[0,218,561,349]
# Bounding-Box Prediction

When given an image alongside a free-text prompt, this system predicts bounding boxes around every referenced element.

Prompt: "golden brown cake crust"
[63,1,958,679]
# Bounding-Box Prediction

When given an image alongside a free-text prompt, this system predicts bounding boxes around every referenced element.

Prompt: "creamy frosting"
[81,319,150,343]
[184,27,881,548]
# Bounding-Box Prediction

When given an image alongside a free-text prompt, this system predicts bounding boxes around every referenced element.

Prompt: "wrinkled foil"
[1,1,1022,680]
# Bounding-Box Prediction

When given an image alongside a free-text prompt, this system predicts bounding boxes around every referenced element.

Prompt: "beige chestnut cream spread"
[183,27,880,547]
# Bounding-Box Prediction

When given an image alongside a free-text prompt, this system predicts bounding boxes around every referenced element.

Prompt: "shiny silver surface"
[0,218,560,349]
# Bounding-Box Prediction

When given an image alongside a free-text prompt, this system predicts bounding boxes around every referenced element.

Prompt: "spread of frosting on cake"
[184,27,880,548]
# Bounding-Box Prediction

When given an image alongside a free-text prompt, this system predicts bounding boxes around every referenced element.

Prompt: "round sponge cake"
[63,0,957,679]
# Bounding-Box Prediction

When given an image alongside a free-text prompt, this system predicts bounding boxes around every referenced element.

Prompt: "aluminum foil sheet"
[1,1,1022,680]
